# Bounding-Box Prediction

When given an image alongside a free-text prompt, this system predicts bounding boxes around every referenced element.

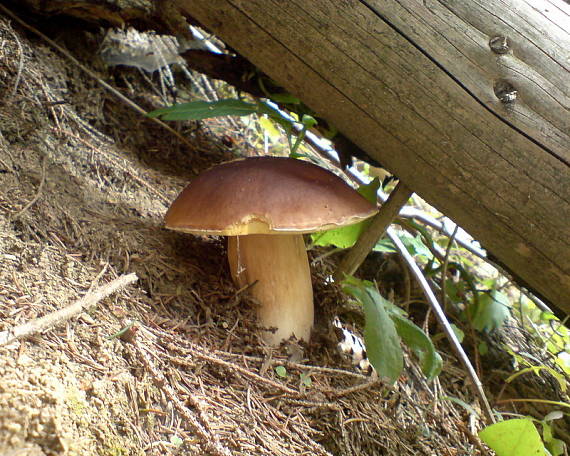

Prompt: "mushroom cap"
[165,156,378,235]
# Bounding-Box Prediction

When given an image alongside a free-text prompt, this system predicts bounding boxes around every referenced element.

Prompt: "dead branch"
[0,273,138,347]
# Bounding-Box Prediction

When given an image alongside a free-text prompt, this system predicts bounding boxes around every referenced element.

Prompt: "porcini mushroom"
[165,157,377,345]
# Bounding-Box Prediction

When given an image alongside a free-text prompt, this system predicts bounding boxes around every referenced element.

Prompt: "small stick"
[441,224,459,313]
[334,181,413,281]
[171,349,300,396]
[0,273,138,346]
[387,227,496,424]
[328,376,384,398]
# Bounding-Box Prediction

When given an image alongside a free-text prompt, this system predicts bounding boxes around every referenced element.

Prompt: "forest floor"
[0,12,555,456]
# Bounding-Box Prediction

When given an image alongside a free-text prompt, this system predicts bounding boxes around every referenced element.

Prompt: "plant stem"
[387,228,496,424]
[334,181,413,281]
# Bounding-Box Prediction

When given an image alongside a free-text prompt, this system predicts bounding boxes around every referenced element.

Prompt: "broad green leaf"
[311,179,380,248]
[391,314,442,381]
[472,290,510,333]
[357,177,381,203]
[311,221,371,249]
[479,419,546,456]
[374,231,431,258]
[148,99,258,120]
[343,279,403,383]
[546,438,565,456]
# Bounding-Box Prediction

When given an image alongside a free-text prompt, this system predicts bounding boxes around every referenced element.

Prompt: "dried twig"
[133,340,232,456]
[0,273,138,346]
[441,224,459,312]
[170,348,300,396]
[334,181,413,280]
[328,376,384,398]
[387,227,496,424]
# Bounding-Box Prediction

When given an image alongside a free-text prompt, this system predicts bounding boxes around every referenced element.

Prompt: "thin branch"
[334,181,413,281]
[386,227,496,424]
[441,224,459,313]
[170,348,300,396]
[309,140,552,314]
[0,273,138,347]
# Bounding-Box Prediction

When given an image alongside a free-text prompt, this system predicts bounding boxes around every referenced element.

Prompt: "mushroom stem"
[227,234,314,345]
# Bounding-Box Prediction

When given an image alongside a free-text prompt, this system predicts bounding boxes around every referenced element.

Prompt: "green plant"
[310,178,380,248]
[342,276,442,383]
[148,98,316,156]
[478,412,567,456]
[479,418,546,456]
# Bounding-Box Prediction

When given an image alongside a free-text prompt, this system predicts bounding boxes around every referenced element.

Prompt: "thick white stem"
[227,234,314,345]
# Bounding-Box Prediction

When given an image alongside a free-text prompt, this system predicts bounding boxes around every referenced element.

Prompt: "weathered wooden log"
[174,0,570,316]
[8,0,570,317]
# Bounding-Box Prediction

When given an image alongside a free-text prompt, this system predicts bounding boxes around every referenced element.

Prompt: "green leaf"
[546,438,565,456]
[310,179,380,249]
[255,101,295,131]
[472,290,510,333]
[275,366,287,378]
[450,324,465,343]
[147,99,259,120]
[357,177,381,203]
[311,221,371,249]
[301,114,317,128]
[343,278,403,383]
[269,93,301,104]
[374,231,431,258]
[390,313,442,381]
[300,372,312,387]
[373,237,398,253]
[258,116,281,141]
[478,341,489,356]
[479,419,546,456]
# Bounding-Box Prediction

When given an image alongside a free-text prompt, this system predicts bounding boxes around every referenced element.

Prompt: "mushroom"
[165,157,377,345]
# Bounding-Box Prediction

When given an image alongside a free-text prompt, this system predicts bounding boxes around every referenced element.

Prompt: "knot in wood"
[494,80,517,103]
[489,36,510,54]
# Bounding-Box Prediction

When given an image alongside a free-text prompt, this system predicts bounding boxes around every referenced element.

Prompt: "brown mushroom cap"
[165,157,377,235]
